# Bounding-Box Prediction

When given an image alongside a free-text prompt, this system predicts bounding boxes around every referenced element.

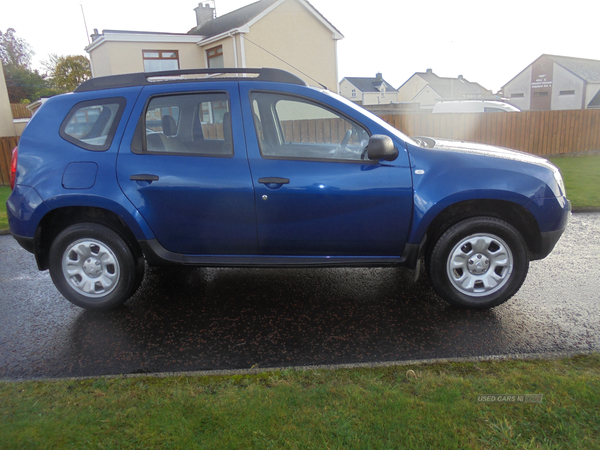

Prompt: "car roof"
[75,68,307,93]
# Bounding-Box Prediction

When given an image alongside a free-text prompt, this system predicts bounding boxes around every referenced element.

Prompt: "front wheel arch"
[427,216,529,309]
[423,199,541,262]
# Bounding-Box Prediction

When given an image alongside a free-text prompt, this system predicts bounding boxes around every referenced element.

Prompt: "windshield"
[321,90,419,146]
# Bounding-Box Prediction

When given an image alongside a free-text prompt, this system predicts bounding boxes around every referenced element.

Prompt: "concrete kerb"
[572,207,600,213]
[1,350,597,383]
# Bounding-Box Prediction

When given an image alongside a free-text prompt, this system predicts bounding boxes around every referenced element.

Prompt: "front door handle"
[258,177,290,185]
[130,174,159,182]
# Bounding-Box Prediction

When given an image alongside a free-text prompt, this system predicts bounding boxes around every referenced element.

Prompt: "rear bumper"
[11,233,35,254]
[6,185,48,239]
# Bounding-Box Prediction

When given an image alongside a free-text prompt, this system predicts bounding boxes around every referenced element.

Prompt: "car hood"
[414,136,556,170]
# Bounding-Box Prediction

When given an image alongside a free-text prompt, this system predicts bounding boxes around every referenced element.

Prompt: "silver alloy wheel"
[61,238,121,299]
[446,233,514,297]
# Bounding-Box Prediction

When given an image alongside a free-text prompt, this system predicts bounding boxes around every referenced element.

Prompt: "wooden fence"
[1,109,599,185]
[10,104,32,119]
[0,136,18,186]
[380,109,600,157]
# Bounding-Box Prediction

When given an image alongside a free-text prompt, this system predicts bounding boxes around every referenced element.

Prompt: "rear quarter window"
[60,98,126,151]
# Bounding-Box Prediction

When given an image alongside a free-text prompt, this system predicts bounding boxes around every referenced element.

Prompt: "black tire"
[427,217,529,309]
[48,223,145,310]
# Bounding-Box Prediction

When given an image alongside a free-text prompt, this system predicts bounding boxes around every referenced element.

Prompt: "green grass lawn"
[0,185,10,231]
[550,155,600,209]
[1,354,599,449]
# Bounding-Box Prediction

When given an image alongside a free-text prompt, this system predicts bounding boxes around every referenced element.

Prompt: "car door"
[117,83,257,256]
[240,85,414,258]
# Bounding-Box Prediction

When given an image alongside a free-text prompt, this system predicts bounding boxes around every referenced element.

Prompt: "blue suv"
[7,68,570,310]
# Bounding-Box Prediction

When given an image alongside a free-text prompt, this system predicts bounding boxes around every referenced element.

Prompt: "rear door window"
[140,92,233,157]
[60,98,126,151]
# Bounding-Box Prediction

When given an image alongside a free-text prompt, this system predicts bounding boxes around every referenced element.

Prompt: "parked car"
[6,68,570,310]
[432,100,520,113]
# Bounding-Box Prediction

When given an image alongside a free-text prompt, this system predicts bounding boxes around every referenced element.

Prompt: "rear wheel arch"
[34,206,143,271]
[48,222,145,309]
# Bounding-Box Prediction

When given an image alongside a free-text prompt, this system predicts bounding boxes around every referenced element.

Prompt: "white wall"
[88,36,203,78]
[413,85,442,110]
[503,67,532,111]
[585,83,600,108]
[244,0,340,90]
[552,63,585,110]
[397,75,428,102]
[339,79,360,102]
[0,67,16,137]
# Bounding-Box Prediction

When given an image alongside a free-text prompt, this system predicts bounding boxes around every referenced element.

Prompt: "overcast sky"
[2,0,600,92]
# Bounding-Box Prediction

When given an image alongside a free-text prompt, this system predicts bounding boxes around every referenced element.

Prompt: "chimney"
[426,68,433,74]
[194,2,215,28]
[375,72,383,81]
[91,28,101,42]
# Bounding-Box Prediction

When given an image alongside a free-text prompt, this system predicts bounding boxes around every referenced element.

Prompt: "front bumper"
[534,199,571,260]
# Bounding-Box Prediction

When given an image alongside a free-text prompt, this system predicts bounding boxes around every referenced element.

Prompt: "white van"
[432,100,520,113]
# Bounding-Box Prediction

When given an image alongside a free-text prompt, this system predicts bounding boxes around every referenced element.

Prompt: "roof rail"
[75,68,308,92]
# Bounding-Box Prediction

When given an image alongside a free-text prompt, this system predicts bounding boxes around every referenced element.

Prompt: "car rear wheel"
[428,217,529,309]
[49,223,144,310]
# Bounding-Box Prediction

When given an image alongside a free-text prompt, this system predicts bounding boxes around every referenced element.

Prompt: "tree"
[0,28,33,68]
[1,29,90,102]
[41,53,60,77]
[51,55,91,91]
[0,28,52,103]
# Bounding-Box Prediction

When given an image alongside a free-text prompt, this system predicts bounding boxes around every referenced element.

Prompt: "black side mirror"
[367,135,398,161]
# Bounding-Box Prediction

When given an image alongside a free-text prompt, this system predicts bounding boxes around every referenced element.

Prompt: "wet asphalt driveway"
[1,213,599,381]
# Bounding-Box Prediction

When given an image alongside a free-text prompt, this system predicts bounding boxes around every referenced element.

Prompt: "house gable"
[398,69,491,108]
[412,85,443,109]
[339,78,362,102]
[342,76,397,95]
[339,74,398,105]
[239,0,342,89]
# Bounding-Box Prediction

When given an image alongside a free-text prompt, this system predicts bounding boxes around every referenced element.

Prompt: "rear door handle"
[130,174,159,182]
[258,177,290,185]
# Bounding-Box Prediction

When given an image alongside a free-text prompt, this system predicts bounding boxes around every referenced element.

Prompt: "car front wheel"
[428,217,529,309]
[49,223,145,310]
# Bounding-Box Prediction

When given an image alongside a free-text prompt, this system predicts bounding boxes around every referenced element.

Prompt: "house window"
[206,45,224,69]
[560,90,575,96]
[533,91,549,97]
[143,50,179,72]
[511,93,525,98]
[351,89,356,98]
